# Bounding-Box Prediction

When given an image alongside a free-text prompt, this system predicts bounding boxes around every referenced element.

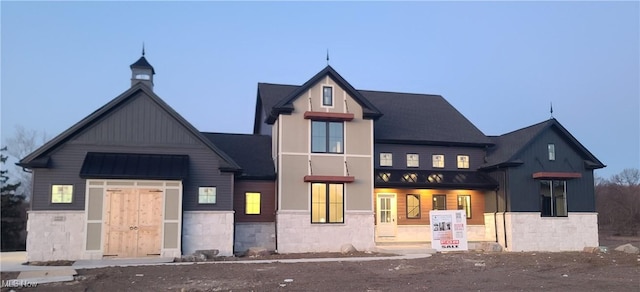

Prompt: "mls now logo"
[1,279,38,288]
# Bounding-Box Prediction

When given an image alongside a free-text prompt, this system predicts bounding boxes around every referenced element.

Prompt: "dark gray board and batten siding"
[486,128,597,213]
[375,144,486,171]
[30,92,234,212]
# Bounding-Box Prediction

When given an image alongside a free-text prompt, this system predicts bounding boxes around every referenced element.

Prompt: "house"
[19,54,604,261]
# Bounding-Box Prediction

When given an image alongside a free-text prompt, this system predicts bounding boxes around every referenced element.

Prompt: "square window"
[311,121,343,153]
[432,154,445,168]
[245,192,261,215]
[540,180,567,217]
[548,144,555,161]
[457,155,469,169]
[407,154,419,168]
[406,194,421,219]
[380,153,393,167]
[457,195,471,218]
[51,185,73,203]
[198,187,216,204]
[311,183,343,223]
[432,194,446,210]
[322,86,333,106]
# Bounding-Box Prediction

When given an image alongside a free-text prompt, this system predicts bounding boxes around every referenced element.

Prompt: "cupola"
[130,46,155,89]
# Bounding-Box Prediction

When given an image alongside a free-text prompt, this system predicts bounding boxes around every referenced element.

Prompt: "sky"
[1,1,638,179]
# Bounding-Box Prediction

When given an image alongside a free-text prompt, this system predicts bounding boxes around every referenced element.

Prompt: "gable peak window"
[312,121,343,153]
[322,86,333,106]
[407,154,419,168]
[548,144,556,161]
[432,154,445,168]
[380,153,393,167]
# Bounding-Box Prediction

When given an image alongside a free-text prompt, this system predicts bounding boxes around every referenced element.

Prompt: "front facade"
[20,55,604,261]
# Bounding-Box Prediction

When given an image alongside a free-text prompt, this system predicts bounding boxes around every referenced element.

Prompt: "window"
[51,185,73,203]
[407,154,419,168]
[198,187,216,204]
[311,121,343,153]
[406,194,421,219]
[311,183,344,223]
[540,180,567,217]
[457,195,471,218]
[432,154,445,168]
[548,144,555,161]
[380,153,393,167]
[322,86,333,106]
[432,194,446,210]
[402,173,418,182]
[457,155,469,169]
[245,192,261,215]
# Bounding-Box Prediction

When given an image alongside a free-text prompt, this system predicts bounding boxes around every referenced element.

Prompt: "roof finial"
[550,102,554,119]
[326,49,330,65]
[142,42,145,56]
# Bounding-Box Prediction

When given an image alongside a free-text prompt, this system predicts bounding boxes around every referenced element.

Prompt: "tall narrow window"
[322,86,333,106]
[406,194,421,219]
[198,187,216,204]
[245,192,261,215]
[432,154,445,168]
[540,180,567,217]
[548,144,556,161]
[311,121,343,153]
[311,183,344,223]
[407,154,419,168]
[51,185,73,203]
[432,194,446,210]
[457,195,471,218]
[457,155,469,169]
[380,153,393,167]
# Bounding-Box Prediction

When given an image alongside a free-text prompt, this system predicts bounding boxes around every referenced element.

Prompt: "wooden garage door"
[103,188,163,258]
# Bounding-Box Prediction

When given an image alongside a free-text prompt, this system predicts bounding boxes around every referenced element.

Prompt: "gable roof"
[482,118,605,169]
[202,133,275,180]
[19,83,240,172]
[260,65,383,124]
[362,90,492,146]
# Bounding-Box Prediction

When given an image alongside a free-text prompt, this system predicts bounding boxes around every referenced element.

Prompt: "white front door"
[376,193,397,237]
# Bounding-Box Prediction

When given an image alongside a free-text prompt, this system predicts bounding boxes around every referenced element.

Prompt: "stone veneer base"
[182,211,234,256]
[234,222,276,253]
[276,211,375,253]
[492,212,599,252]
[26,211,85,262]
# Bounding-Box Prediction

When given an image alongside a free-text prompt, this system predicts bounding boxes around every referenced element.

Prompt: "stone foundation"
[182,211,234,256]
[26,211,85,261]
[489,212,599,252]
[276,211,375,253]
[234,222,276,253]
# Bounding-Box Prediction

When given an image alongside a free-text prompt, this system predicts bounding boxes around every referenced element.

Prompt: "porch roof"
[374,169,498,190]
[80,152,189,180]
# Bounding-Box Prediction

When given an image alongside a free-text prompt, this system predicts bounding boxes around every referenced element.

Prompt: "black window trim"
[311,121,344,154]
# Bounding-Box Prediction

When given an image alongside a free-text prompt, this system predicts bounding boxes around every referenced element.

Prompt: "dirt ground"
[3,236,639,292]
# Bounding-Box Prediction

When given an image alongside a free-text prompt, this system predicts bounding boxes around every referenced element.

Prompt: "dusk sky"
[1,1,638,179]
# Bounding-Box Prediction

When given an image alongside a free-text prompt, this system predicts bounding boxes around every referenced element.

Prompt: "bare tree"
[3,125,48,201]
[596,168,640,236]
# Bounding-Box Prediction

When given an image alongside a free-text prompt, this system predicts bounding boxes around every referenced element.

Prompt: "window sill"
[304,111,354,121]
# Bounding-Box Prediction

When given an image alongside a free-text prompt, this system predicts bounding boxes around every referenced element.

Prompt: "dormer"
[130,48,155,90]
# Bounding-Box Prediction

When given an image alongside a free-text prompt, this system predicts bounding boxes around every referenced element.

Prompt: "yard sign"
[430,210,468,251]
